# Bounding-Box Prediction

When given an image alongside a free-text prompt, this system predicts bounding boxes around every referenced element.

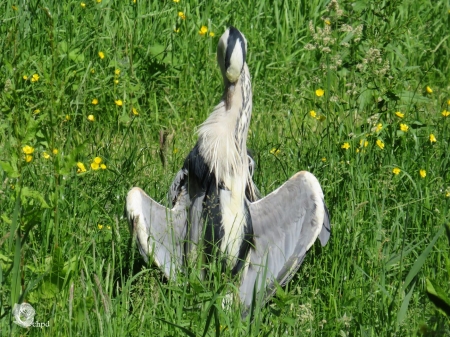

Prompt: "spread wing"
[125,187,188,278]
[239,171,330,310]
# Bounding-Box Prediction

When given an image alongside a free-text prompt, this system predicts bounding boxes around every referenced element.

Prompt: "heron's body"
[197,61,253,268]
[125,26,331,317]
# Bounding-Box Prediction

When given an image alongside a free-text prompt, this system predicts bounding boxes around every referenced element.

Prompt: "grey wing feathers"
[318,203,331,246]
[239,171,329,307]
[126,187,188,278]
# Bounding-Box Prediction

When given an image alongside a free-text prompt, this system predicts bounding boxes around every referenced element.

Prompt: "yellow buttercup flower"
[321,157,327,162]
[52,149,58,155]
[115,99,123,106]
[96,0,102,3]
[90,68,95,74]
[324,19,331,25]
[341,142,350,150]
[77,162,87,173]
[395,111,404,118]
[199,25,208,36]
[100,164,107,170]
[23,75,28,80]
[209,32,215,37]
[309,110,317,118]
[65,115,71,121]
[376,139,385,149]
[94,157,102,164]
[426,86,432,94]
[25,155,33,163]
[429,134,437,143]
[98,224,103,230]
[447,99,450,105]
[81,2,86,8]
[114,79,119,84]
[31,74,39,82]
[419,169,426,178]
[442,110,450,117]
[315,89,324,97]
[22,145,35,154]
[270,148,280,156]
[132,107,139,115]
[392,167,401,175]
[400,123,409,132]
[43,152,50,159]
[359,139,368,148]
[115,69,120,75]
[33,109,40,114]
[91,162,100,170]
[174,28,180,33]
[92,98,98,105]
[375,123,383,132]
[87,114,95,122]
[173,0,180,2]
[178,11,186,20]
[98,51,105,59]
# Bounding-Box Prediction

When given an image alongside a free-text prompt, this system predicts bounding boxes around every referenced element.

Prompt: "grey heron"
[126,26,330,315]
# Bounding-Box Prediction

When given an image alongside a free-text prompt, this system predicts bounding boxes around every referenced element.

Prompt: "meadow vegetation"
[1,0,449,335]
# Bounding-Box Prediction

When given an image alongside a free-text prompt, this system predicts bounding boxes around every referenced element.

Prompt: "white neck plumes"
[197,63,252,187]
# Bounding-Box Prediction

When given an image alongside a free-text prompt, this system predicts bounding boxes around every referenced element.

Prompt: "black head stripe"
[225,26,246,71]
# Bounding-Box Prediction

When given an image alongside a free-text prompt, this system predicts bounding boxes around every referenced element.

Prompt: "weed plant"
[0,0,449,336]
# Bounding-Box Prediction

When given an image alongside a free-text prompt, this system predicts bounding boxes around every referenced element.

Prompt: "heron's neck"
[197,64,252,184]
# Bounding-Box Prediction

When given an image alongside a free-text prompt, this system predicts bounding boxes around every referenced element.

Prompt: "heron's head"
[217,26,247,84]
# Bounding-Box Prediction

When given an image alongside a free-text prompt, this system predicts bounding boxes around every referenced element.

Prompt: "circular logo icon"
[13,303,35,328]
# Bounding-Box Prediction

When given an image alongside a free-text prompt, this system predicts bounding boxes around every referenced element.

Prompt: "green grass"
[1,0,450,335]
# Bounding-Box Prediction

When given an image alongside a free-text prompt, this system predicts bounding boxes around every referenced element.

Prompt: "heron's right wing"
[126,187,188,278]
[239,171,330,310]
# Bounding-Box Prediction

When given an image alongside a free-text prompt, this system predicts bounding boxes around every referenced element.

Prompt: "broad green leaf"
[399,91,430,104]
[0,160,20,178]
[282,316,297,326]
[68,48,85,63]
[0,253,12,267]
[426,278,450,316]
[352,0,368,12]
[21,187,51,208]
[402,226,444,292]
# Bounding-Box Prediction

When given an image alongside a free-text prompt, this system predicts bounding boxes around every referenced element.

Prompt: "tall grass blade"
[397,280,416,325]
[157,318,196,337]
[402,226,445,293]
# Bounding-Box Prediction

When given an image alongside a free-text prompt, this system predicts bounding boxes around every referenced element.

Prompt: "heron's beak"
[226,66,241,83]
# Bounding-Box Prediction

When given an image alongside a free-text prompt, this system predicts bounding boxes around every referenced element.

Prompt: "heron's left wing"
[168,167,188,207]
[126,187,188,278]
[239,171,330,309]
